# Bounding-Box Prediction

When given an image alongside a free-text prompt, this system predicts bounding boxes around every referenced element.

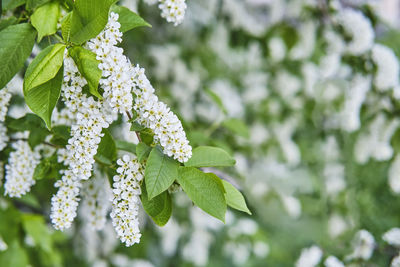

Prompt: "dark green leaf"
[0,23,36,89]
[69,0,116,44]
[177,167,226,222]
[130,121,145,131]
[184,146,236,167]
[31,1,60,42]
[24,64,64,129]
[136,142,151,162]
[0,17,17,31]
[68,46,102,98]
[141,183,172,226]
[95,128,117,165]
[7,113,46,131]
[115,140,136,154]
[145,146,178,199]
[50,125,71,146]
[222,180,251,215]
[28,127,50,148]
[24,43,65,92]
[2,0,26,11]
[110,4,151,33]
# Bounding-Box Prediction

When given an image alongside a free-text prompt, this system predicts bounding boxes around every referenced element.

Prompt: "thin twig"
[126,111,142,142]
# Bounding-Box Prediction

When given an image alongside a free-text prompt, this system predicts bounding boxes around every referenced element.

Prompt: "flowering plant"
[0,0,250,264]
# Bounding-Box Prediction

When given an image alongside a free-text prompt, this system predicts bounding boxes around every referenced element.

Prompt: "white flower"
[110,155,144,247]
[0,87,12,151]
[4,141,40,198]
[389,156,400,193]
[290,21,317,60]
[347,229,375,260]
[336,8,374,55]
[158,0,187,26]
[383,228,400,247]
[295,245,323,267]
[371,44,400,91]
[392,253,400,267]
[0,236,7,252]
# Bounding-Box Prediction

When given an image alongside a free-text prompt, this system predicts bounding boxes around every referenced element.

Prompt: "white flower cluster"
[4,140,40,198]
[0,87,11,151]
[324,256,345,267]
[110,155,144,247]
[87,13,133,114]
[50,55,116,231]
[336,8,374,55]
[80,169,112,230]
[158,0,187,26]
[371,44,400,91]
[87,13,191,163]
[132,65,192,162]
[383,228,400,247]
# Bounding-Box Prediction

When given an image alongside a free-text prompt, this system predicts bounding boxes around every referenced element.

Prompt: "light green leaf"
[68,46,102,98]
[0,241,29,267]
[115,140,136,154]
[136,142,151,162]
[222,180,251,215]
[141,183,172,226]
[24,65,64,129]
[31,1,60,42]
[61,12,72,42]
[69,0,116,44]
[94,129,117,165]
[24,43,66,92]
[184,146,236,167]
[145,146,179,199]
[0,23,36,89]
[110,5,151,33]
[177,167,227,222]
[222,118,250,138]
[21,214,53,252]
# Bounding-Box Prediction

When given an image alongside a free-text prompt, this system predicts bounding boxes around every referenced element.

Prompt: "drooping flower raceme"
[50,55,116,231]
[88,13,192,163]
[110,155,144,247]
[4,140,40,198]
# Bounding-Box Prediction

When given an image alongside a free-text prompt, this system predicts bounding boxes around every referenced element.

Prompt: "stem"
[9,138,59,148]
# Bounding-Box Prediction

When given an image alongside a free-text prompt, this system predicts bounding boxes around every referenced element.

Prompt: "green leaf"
[24,43,66,92]
[33,154,62,180]
[0,17,18,31]
[136,142,151,162]
[95,128,117,165]
[141,183,172,226]
[68,46,102,98]
[221,180,251,215]
[26,0,50,11]
[0,23,36,89]
[2,0,26,11]
[222,118,250,138]
[184,146,236,168]
[0,241,29,267]
[130,121,145,131]
[7,113,46,131]
[110,5,151,33]
[145,146,178,199]
[50,125,71,146]
[21,214,53,252]
[31,1,60,42]
[33,159,51,180]
[177,167,226,222]
[61,12,72,42]
[24,65,64,129]
[205,88,227,114]
[69,0,116,44]
[115,140,136,154]
[28,126,50,148]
